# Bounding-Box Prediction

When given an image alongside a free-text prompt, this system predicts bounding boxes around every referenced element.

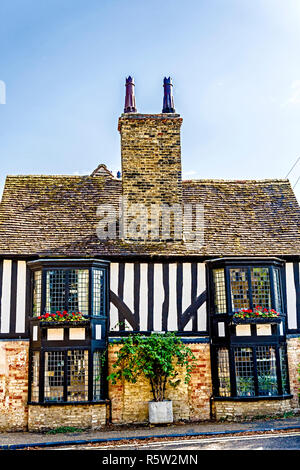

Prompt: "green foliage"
[107,332,196,402]
[46,426,83,434]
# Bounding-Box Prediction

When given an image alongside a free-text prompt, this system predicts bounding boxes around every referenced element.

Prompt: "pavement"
[1,414,300,449]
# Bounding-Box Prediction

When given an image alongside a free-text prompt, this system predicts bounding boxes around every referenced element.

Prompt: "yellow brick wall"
[119,114,183,240]
[287,336,300,407]
[212,398,294,422]
[108,341,213,423]
[28,403,108,432]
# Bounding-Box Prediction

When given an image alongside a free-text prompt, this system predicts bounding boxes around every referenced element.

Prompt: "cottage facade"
[0,77,300,431]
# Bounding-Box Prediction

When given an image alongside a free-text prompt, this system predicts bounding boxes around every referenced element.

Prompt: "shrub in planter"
[107,332,196,423]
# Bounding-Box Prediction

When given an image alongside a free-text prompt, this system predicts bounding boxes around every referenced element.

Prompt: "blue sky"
[1,0,300,200]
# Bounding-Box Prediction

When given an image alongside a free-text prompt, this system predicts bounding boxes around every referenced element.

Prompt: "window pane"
[230,268,250,311]
[235,347,255,396]
[251,267,271,309]
[44,351,64,402]
[45,269,89,315]
[273,268,283,313]
[93,269,105,316]
[279,345,289,394]
[256,346,278,396]
[68,269,89,315]
[217,348,231,396]
[67,350,89,402]
[93,351,102,400]
[213,269,227,313]
[46,270,66,313]
[32,270,42,316]
[30,351,40,402]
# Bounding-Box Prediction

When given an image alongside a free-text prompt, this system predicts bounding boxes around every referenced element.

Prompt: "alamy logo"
[0,80,6,104]
[96,197,205,248]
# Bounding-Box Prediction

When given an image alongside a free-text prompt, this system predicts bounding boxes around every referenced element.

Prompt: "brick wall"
[28,403,108,432]
[287,336,300,408]
[108,341,212,423]
[0,341,29,431]
[212,398,294,422]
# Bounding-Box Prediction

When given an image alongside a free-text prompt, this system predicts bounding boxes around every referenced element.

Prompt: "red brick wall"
[0,341,29,431]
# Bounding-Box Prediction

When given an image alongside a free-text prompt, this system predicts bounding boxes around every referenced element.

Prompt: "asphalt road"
[45,430,300,451]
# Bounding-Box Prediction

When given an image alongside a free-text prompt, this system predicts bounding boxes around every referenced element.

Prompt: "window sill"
[212,394,292,402]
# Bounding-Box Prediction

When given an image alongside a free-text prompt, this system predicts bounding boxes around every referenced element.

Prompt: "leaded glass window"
[67,350,89,402]
[44,351,64,402]
[213,269,227,313]
[251,268,271,310]
[235,347,255,397]
[273,268,283,313]
[30,348,105,404]
[230,268,249,311]
[45,269,89,315]
[32,270,42,316]
[256,346,278,396]
[93,269,105,316]
[214,265,283,313]
[217,348,231,397]
[279,345,289,394]
[93,350,103,401]
[214,345,289,398]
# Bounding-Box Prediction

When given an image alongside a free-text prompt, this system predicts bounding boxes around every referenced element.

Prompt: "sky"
[1,0,300,201]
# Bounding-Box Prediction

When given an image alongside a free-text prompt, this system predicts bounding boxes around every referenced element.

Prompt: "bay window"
[208,258,291,400]
[28,259,109,405]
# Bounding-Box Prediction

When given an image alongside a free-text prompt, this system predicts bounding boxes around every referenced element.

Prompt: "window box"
[230,316,283,325]
[38,320,90,328]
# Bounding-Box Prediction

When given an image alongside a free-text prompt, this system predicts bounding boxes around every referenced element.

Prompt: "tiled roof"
[0,174,299,257]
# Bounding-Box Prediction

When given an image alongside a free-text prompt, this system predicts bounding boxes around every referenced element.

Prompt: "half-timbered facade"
[0,77,299,431]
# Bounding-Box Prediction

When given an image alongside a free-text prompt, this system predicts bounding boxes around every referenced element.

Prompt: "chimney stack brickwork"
[118,113,183,240]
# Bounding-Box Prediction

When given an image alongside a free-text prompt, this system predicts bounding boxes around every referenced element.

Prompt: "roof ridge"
[183,178,290,184]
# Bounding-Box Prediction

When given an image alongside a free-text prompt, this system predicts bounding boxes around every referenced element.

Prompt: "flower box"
[39,320,90,328]
[231,316,282,325]
[231,306,283,326]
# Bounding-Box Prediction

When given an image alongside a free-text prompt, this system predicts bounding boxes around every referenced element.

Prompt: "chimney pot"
[124,76,137,113]
[162,76,175,113]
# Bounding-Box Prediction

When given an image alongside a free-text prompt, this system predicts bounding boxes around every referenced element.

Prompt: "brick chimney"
[118,77,183,241]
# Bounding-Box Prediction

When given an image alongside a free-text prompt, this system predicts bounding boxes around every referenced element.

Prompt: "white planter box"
[148,400,173,424]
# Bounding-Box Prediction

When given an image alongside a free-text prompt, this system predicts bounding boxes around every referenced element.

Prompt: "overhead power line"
[286,156,300,178]
[293,175,300,190]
